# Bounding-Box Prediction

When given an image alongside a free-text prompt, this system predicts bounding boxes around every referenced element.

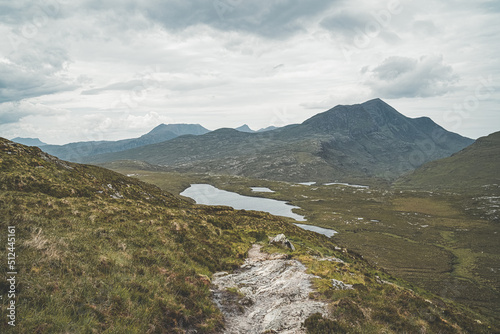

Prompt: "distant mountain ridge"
[235,124,254,133]
[86,99,474,183]
[11,137,47,146]
[42,123,210,162]
[235,125,279,133]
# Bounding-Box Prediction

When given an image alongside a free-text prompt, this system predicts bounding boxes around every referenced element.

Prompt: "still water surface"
[181,184,338,237]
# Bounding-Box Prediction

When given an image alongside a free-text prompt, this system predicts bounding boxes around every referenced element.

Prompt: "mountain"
[41,123,210,162]
[150,123,210,136]
[257,126,278,132]
[11,137,47,146]
[87,99,474,183]
[396,131,500,192]
[235,125,280,133]
[0,137,495,333]
[235,124,255,133]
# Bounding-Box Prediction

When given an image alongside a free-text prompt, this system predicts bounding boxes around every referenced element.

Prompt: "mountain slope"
[87,99,474,183]
[396,131,500,192]
[0,137,496,333]
[42,123,210,162]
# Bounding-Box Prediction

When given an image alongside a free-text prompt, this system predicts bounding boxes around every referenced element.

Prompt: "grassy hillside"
[103,163,500,330]
[0,138,497,333]
[396,131,500,192]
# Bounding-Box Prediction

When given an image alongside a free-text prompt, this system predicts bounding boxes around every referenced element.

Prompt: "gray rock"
[269,234,295,251]
[212,245,327,334]
[331,279,353,290]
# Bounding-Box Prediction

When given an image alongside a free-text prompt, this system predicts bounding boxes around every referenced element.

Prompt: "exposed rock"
[331,279,354,290]
[318,256,345,263]
[212,245,327,334]
[269,233,295,251]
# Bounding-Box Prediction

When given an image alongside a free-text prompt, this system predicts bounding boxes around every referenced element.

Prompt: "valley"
[101,163,500,327]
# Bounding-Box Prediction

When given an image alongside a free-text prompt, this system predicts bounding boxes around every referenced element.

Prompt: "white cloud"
[364,55,459,98]
[0,61,75,103]
[0,100,65,124]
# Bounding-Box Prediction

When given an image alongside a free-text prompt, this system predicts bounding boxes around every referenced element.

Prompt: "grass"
[396,131,500,193]
[1,138,498,333]
[105,164,500,329]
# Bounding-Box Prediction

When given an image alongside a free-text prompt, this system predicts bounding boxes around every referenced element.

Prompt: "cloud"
[77,0,336,39]
[412,20,439,36]
[480,0,500,13]
[320,10,371,39]
[363,55,459,98]
[0,0,498,142]
[0,61,76,103]
[0,101,63,124]
[0,25,77,103]
[81,80,145,95]
[1,0,336,39]
[319,2,404,44]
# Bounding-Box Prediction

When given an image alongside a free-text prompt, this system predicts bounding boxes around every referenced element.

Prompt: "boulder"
[269,234,295,251]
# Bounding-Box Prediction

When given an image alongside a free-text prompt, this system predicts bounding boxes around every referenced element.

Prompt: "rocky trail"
[211,244,328,334]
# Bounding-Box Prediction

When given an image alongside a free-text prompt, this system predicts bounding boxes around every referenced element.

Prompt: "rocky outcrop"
[211,244,327,334]
[331,279,353,290]
[269,234,295,251]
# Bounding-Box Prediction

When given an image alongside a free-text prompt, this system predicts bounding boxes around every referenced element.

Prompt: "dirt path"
[212,245,328,334]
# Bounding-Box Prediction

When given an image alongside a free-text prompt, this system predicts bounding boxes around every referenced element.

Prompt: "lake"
[251,187,275,193]
[181,184,306,221]
[293,223,338,237]
[180,184,338,237]
[324,182,369,189]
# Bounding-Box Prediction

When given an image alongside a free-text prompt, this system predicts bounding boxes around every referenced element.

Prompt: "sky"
[0,0,499,144]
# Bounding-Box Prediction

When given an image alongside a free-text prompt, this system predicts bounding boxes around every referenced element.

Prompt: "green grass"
[396,131,500,193]
[106,165,500,329]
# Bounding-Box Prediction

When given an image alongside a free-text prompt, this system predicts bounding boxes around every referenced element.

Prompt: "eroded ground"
[211,245,328,334]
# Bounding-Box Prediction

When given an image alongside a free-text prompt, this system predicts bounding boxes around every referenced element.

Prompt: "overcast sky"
[0,0,498,144]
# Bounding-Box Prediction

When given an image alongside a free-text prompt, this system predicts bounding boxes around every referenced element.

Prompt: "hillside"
[42,123,210,162]
[0,137,496,333]
[396,131,500,192]
[86,99,474,183]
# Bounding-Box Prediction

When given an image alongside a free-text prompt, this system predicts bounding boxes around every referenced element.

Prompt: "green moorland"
[396,131,500,193]
[102,161,500,330]
[0,141,498,333]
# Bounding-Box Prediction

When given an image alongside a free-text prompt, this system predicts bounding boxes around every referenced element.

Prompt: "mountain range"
[41,123,210,162]
[28,123,277,162]
[235,124,279,133]
[84,99,474,183]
